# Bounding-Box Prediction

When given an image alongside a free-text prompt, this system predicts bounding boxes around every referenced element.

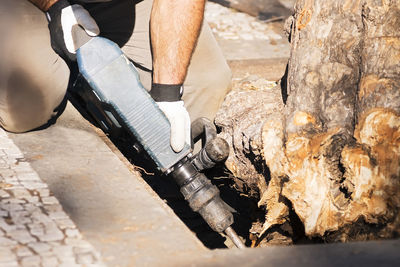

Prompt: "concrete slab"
[217,38,290,61]
[177,239,400,267]
[228,58,288,81]
[7,103,205,267]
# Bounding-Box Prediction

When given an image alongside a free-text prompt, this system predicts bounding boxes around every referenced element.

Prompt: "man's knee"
[0,0,69,132]
[0,62,69,133]
[0,70,67,133]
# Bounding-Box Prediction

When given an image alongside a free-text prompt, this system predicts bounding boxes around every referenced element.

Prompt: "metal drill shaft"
[174,161,246,248]
[171,160,234,233]
[225,226,246,249]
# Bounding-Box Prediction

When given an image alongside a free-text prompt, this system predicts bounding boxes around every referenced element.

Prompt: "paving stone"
[23,196,39,203]
[52,245,74,259]
[0,261,18,267]
[35,251,55,262]
[20,181,47,190]
[39,228,64,242]
[0,189,10,198]
[30,211,53,224]
[73,246,95,255]
[1,181,20,189]
[41,256,59,267]
[59,261,80,267]
[0,236,18,246]
[3,198,26,204]
[1,203,23,212]
[16,246,34,257]
[10,210,30,220]
[0,158,8,168]
[7,229,36,244]
[65,229,81,238]
[6,184,25,190]
[76,252,95,264]
[14,161,34,171]
[65,238,93,248]
[0,247,17,262]
[41,196,59,205]
[54,218,76,230]
[0,209,8,217]
[48,211,69,220]
[4,147,22,156]
[28,224,45,237]
[0,169,16,179]
[43,204,63,213]
[16,174,40,183]
[24,203,38,212]
[0,220,18,233]
[35,188,50,197]
[28,242,52,254]
[10,188,31,198]
[9,210,31,225]
[20,255,41,267]
[3,178,19,184]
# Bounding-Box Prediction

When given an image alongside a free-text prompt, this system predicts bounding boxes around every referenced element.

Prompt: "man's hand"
[46,0,99,61]
[151,84,191,152]
[157,101,191,153]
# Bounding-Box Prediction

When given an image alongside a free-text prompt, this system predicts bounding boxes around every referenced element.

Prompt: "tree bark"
[216,0,400,244]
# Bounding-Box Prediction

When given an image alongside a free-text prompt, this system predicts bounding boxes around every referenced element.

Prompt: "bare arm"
[150,0,206,85]
[28,0,58,11]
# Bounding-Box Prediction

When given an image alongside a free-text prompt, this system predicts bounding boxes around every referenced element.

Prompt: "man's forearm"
[150,0,206,85]
[28,0,58,11]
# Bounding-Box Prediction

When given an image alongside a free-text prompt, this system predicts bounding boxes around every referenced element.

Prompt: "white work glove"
[151,84,191,152]
[157,101,191,153]
[46,0,100,61]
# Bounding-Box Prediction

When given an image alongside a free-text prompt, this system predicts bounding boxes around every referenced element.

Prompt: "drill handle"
[191,118,229,171]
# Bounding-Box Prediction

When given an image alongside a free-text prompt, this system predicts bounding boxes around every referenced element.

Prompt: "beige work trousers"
[0,0,231,133]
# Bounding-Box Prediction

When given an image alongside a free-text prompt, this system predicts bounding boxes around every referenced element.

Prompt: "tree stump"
[216,0,400,244]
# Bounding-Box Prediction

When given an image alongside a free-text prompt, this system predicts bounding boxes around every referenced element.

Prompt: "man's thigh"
[0,0,69,132]
[182,23,232,122]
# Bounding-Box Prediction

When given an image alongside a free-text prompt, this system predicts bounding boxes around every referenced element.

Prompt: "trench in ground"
[97,123,315,249]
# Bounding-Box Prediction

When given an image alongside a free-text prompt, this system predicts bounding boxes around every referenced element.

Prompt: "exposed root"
[259,108,400,240]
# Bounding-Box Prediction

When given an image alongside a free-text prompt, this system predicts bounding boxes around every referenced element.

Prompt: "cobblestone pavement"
[205,1,290,63]
[205,2,284,41]
[0,129,104,267]
[205,2,287,83]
